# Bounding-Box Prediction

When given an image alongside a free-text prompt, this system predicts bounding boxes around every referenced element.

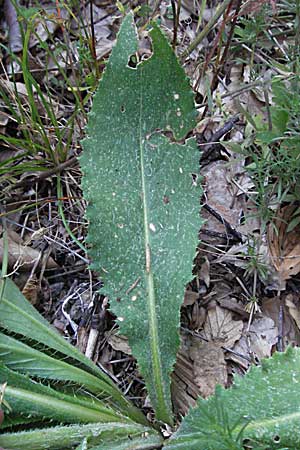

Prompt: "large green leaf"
[0,333,123,402]
[165,347,300,449]
[0,364,127,424]
[81,13,200,424]
[0,421,161,450]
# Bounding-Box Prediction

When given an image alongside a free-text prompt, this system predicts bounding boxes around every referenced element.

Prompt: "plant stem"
[180,0,232,60]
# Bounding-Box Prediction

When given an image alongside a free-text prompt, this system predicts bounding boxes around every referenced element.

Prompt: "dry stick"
[5,156,78,192]
[196,0,234,94]
[4,0,23,53]
[89,0,99,79]
[203,203,244,243]
[171,0,181,50]
[200,115,239,160]
[181,327,252,363]
[200,0,242,120]
[180,0,232,60]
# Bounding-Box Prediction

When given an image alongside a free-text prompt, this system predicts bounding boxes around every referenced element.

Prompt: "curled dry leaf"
[268,205,300,288]
[106,333,132,356]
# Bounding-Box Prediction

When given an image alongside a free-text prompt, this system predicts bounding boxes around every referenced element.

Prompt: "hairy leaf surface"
[0,364,127,424]
[0,422,160,450]
[166,347,300,449]
[81,13,200,423]
[0,279,145,424]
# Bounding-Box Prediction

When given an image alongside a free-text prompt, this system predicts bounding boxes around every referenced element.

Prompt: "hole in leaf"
[273,435,280,443]
[127,53,138,68]
[120,105,126,113]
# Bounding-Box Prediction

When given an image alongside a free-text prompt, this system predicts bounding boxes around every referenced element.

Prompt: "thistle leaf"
[0,364,128,424]
[0,421,160,450]
[0,279,146,424]
[166,347,300,449]
[81,13,201,424]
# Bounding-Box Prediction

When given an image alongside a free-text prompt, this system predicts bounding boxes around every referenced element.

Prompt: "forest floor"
[1,0,300,420]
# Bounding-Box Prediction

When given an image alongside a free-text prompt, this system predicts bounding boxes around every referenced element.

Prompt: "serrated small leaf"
[165,347,300,449]
[81,13,201,424]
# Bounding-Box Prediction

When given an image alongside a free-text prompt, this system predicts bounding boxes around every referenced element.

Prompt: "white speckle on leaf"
[174,93,179,100]
[112,192,116,197]
[149,223,156,232]
[179,167,183,174]
[131,295,137,301]
[117,316,124,322]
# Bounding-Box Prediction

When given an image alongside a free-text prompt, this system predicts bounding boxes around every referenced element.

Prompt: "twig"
[200,0,242,118]
[180,0,232,60]
[277,293,284,352]
[4,0,23,53]
[171,0,181,50]
[5,156,77,192]
[181,327,252,363]
[203,203,244,242]
[199,116,239,160]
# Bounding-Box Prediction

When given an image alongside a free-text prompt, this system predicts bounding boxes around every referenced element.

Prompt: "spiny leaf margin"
[165,347,300,449]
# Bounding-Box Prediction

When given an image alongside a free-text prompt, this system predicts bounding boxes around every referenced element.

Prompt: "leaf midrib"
[139,65,171,424]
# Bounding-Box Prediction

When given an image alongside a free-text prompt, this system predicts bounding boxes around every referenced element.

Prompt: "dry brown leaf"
[285,294,300,331]
[183,289,199,306]
[232,317,278,368]
[172,348,200,416]
[189,338,227,398]
[22,275,39,305]
[201,161,244,236]
[106,333,132,356]
[203,305,243,347]
[0,230,57,271]
[262,296,300,347]
[198,256,210,288]
[268,205,300,287]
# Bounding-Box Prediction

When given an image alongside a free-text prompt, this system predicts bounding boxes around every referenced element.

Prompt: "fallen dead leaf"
[22,274,39,305]
[203,305,243,347]
[106,333,132,356]
[268,205,300,289]
[183,288,199,306]
[285,294,300,331]
[0,229,57,271]
[232,316,278,368]
[189,338,227,398]
[262,296,300,348]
